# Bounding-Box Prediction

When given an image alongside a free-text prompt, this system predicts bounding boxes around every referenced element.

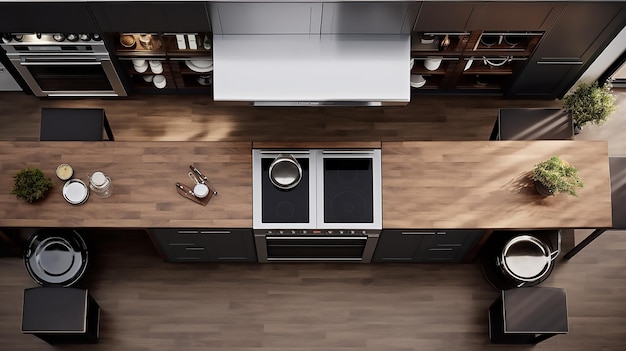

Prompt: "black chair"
[40,108,114,141]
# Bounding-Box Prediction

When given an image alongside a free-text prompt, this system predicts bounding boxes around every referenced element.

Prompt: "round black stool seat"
[24,230,88,287]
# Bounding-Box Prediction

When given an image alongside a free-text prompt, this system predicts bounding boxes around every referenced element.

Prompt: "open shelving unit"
[410,31,542,94]
[107,32,213,94]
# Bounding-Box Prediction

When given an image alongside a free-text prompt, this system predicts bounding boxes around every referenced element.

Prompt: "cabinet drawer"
[167,244,211,262]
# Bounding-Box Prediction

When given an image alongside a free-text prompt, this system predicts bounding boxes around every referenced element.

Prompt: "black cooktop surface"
[261,158,309,223]
[323,158,373,223]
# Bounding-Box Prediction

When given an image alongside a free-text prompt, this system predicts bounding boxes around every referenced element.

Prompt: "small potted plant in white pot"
[531,156,584,197]
[562,81,617,134]
[11,167,54,203]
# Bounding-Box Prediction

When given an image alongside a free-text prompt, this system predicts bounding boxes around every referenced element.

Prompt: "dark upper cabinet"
[321,2,419,34]
[467,2,563,31]
[90,2,210,33]
[414,2,562,32]
[413,2,476,32]
[0,2,97,32]
[508,2,626,98]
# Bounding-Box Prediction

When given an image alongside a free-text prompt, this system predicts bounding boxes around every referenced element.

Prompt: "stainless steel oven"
[253,149,382,262]
[1,34,126,97]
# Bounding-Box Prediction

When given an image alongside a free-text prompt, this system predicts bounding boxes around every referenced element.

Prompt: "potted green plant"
[531,156,584,197]
[11,167,54,203]
[562,81,617,133]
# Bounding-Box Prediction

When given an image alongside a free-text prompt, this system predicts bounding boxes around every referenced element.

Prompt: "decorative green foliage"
[11,168,53,203]
[531,156,584,197]
[563,81,617,127]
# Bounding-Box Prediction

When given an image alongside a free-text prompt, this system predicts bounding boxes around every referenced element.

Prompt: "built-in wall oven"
[1,34,126,97]
[253,149,382,262]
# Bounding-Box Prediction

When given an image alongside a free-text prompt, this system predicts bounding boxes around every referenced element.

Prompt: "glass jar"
[88,171,111,198]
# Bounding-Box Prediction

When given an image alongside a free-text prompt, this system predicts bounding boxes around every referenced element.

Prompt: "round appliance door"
[24,230,88,287]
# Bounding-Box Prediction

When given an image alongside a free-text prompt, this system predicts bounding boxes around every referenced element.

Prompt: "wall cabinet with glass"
[410,31,542,93]
[107,32,213,94]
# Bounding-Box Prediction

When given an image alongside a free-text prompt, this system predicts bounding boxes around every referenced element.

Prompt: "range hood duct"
[212,34,410,106]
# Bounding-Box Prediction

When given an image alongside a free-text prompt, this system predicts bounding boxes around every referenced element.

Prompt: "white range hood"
[212,34,410,106]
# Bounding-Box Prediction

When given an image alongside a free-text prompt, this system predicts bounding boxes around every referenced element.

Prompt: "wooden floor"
[1,91,626,350]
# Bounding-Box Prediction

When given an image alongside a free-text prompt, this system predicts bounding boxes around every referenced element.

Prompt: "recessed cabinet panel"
[415,230,484,262]
[0,3,97,32]
[372,230,431,262]
[507,63,576,98]
[414,2,476,32]
[530,2,625,60]
[467,3,562,31]
[90,2,210,33]
[210,2,322,35]
[150,228,256,263]
[321,2,418,34]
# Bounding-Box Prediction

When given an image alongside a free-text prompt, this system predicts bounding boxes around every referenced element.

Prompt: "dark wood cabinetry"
[150,228,256,263]
[373,229,484,263]
[0,2,97,32]
[508,2,626,98]
[89,2,210,32]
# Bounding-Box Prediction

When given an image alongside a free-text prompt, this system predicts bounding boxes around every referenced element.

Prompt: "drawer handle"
[401,231,436,235]
[185,247,205,251]
[199,231,231,234]
[428,248,453,251]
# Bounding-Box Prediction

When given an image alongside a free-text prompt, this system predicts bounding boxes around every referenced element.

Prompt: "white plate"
[189,59,213,68]
[63,179,89,205]
[185,60,214,73]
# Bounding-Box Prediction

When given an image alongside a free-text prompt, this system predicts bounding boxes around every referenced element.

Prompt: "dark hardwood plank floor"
[1,91,626,350]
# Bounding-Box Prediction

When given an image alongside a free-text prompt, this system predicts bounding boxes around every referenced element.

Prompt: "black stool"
[489,287,568,344]
[22,287,100,344]
[40,108,114,141]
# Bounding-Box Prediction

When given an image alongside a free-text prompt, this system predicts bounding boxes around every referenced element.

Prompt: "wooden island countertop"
[0,141,252,228]
[381,141,612,229]
[0,140,612,230]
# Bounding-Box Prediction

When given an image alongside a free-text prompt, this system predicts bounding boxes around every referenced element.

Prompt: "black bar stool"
[40,108,114,141]
[22,287,100,344]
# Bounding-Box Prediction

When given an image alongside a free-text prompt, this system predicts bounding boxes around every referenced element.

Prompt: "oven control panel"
[254,229,380,236]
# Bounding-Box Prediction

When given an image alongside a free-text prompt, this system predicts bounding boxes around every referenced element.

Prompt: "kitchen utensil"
[120,34,136,48]
[12,34,23,42]
[188,172,209,198]
[65,33,79,42]
[498,234,559,287]
[2,33,13,43]
[56,163,73,181]
[79,33,91,41]
[483,56,512,67]
[504,35,522,47]
[464,59,474,71]
[52,33,65,42]
[197,74,212,86]
[410,58,415,70]
[88,171,111,198]
[176,182,194,196]
[153,74,166,89]
[269,154,302,190]
[189,165,218,195]
[91,33,102,41]
[420,33,435,44]
[63,179,89,205]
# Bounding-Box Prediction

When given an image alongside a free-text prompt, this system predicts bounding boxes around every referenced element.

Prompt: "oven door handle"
[20,61,103,66]
[266,236,368,240]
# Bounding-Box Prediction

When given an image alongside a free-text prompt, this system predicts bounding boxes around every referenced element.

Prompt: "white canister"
[89,171,111,198]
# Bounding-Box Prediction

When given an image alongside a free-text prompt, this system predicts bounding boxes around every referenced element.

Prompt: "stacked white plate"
[185,59,213,73]
[153,74,166,89]
[63,179,89,205]
[149,60,163,74]
[133,59,149,73]
[410,74,426,88]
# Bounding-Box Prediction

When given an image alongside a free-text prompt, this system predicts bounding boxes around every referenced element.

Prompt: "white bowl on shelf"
[149,60,163,74]
[153,74,166,89]
[134,62,149,73]
[424,57,443,71]
[410,74,426,88]
[185,60,213,73]
[132,59,146,66]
